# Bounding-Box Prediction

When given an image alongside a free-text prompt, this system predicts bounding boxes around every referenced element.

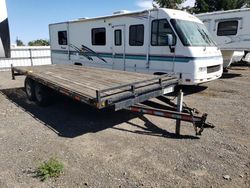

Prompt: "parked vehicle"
[11,64,211,136]
[197,8,250,69]
[49,8,223,85]
[0,0,214,135]
[0,0,10,58]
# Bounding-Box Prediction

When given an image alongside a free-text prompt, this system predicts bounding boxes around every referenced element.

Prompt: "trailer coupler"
[126,91,214,136]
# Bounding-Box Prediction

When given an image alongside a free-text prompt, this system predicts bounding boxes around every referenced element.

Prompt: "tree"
[28,39,50,46]
[16,38,25,46]
[194,0,250,13]
[193,0,211,13]
[154,0,185,9]
[221,0,250,9]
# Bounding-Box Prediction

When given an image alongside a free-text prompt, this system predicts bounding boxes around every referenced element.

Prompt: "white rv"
[49,8,223,85]
[197,8,250,68]
[0,0,10,58]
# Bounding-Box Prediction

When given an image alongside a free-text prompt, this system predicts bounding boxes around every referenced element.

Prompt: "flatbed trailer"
[11,64,213,136]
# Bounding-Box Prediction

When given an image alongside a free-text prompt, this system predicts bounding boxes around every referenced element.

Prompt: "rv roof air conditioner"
[78,17,89,21]
[113,10,131,15]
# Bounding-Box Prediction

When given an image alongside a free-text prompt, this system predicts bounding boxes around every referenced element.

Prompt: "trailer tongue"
[11,64,213,136]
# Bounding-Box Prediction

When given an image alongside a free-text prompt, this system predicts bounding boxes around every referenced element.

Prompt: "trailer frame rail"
[11,64,179,110]
[127,91,214,136]
[11,64,214,136]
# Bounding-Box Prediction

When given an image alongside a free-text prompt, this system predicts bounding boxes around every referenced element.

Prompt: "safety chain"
[184,105,206,136]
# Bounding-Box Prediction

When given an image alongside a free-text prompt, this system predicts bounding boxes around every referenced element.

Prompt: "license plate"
[163,86,174,94]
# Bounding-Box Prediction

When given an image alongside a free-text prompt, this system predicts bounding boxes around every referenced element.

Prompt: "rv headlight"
[198,67,207,72]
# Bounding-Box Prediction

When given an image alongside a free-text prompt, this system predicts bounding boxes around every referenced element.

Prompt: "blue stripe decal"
[51,50,220,63]
[52,50,68,54]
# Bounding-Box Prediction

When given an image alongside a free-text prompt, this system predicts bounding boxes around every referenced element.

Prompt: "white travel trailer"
[0,0,10,58]
[197,8,250,68]
[49,8,223,85]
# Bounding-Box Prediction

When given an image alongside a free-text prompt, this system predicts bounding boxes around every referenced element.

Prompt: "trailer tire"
[34,83,51,106]
[25,77,36,101]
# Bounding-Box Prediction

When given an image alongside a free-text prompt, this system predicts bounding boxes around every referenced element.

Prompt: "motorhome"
[49,8,223,85]
[0,0,10,58]
[197,8,250,68]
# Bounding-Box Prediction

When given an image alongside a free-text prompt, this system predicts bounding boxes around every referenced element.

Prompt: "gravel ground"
[0,66,249,188]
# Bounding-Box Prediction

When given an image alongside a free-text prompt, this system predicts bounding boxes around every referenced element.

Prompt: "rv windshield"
[171,19,216,47]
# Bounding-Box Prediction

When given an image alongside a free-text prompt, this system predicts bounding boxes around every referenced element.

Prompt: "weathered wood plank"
[14,65,177,102]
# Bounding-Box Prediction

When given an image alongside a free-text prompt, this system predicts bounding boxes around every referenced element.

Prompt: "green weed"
[36,158,64,181]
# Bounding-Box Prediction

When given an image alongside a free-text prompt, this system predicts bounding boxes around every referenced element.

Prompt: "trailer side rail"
[11,65,179,110]
[11,65,214,136]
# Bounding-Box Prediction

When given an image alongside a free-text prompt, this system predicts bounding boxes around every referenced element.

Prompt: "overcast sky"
[182,0,195,7]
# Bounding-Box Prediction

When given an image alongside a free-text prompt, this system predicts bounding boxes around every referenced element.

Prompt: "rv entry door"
[112,25,125,70]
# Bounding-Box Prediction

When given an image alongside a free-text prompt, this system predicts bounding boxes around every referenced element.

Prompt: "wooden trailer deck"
[11,64,179,110]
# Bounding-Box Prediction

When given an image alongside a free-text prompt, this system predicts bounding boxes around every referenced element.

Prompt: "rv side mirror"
[166,34,175,53]
[166,34,174,46]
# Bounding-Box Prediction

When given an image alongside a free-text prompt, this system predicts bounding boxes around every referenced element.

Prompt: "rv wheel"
[223,68,229,73]
[24,77,36,101]
[74,62,82,66]
[34,83,51,106]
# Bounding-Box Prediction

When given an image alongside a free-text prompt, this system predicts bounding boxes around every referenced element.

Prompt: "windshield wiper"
[197,27,214,46]
[197,28,209,46]
[201,29,215,46]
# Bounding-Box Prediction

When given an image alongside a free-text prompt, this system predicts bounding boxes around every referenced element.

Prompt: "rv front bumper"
[181,64,223,85]
[194,65,223,84]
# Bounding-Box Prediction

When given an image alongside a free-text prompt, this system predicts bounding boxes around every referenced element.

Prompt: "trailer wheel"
[34,83,51,106]
[25,77,36,101]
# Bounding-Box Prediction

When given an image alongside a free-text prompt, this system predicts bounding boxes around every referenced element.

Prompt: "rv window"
[114,30,122,46]
[58,31,67,45]
[92,28,106,45]
[129,25,144,46]
[217,21,238,36]
[151,19,176,46]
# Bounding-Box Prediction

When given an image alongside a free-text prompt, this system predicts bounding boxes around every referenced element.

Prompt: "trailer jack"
[126,90,214,136]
